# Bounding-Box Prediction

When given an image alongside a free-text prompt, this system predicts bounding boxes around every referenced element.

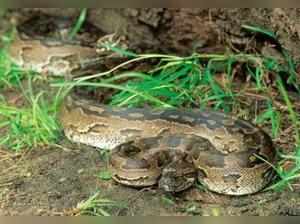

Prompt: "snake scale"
[8,23,277,195]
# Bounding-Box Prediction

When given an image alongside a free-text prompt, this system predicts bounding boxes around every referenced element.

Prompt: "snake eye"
[262,168,275,180]
[197,168,208,179]
[248,152,269,166]
[156,151,171,167]
[118,142,142,156]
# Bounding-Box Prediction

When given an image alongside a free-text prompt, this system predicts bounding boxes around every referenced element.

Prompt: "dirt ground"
[1,8,300,216]
[13,8,300,60]
[0,141,300,216]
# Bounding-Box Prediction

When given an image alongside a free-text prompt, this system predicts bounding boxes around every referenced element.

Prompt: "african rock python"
[8,27,277,195]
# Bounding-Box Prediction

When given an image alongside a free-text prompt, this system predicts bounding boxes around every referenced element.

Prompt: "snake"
[8,22,277,196]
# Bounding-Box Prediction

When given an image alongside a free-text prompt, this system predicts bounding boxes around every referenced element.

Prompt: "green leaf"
[242,24,277,39]
[68,8,87,40]
[98,170,112,180]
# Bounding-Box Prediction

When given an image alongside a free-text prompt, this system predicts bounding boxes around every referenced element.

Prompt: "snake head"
[110,138,171,187]
[158,159,196,193]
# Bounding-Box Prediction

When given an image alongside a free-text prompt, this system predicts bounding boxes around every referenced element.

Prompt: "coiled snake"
[9,28,276,196]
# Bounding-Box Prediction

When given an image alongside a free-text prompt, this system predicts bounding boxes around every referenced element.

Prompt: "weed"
[242,24,277,40]
[180,203,201,215]
[161,195,176,207]
[68,8,87,40]
[0,28,67,151]
[266,76,300,191]
[0,78,63,152]
[76,191,126,216]
[255,101,281,138]
[276,77,300,142]
[97,170,113,181]
[0,30,33,89]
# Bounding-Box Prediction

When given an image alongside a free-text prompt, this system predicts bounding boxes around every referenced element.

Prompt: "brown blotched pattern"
[59,95,276,195]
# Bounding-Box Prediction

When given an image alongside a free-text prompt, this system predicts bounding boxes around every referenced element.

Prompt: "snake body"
[9,27,277,195]
[60,94,276,195]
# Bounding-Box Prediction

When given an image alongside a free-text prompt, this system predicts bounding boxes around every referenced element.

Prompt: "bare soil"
[14,8,300,60]
[1,141,300,216]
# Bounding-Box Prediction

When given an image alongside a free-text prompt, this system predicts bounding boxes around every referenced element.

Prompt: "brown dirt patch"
[1,141,300,216]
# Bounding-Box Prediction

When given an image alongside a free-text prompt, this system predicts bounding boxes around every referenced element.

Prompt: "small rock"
[59,177,67,183]
[77,169,84,174]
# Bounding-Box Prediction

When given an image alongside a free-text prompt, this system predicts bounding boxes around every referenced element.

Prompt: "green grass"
[255,101,281,138]
[76,191,126,216]
[0,28,64,152]
[59,51,289,115]
[68,8,87,40]
[0,30,30,89]
[265,76,300,191]
[0,78,63,152]
[97,148,113,181]
[63,52,270,112]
